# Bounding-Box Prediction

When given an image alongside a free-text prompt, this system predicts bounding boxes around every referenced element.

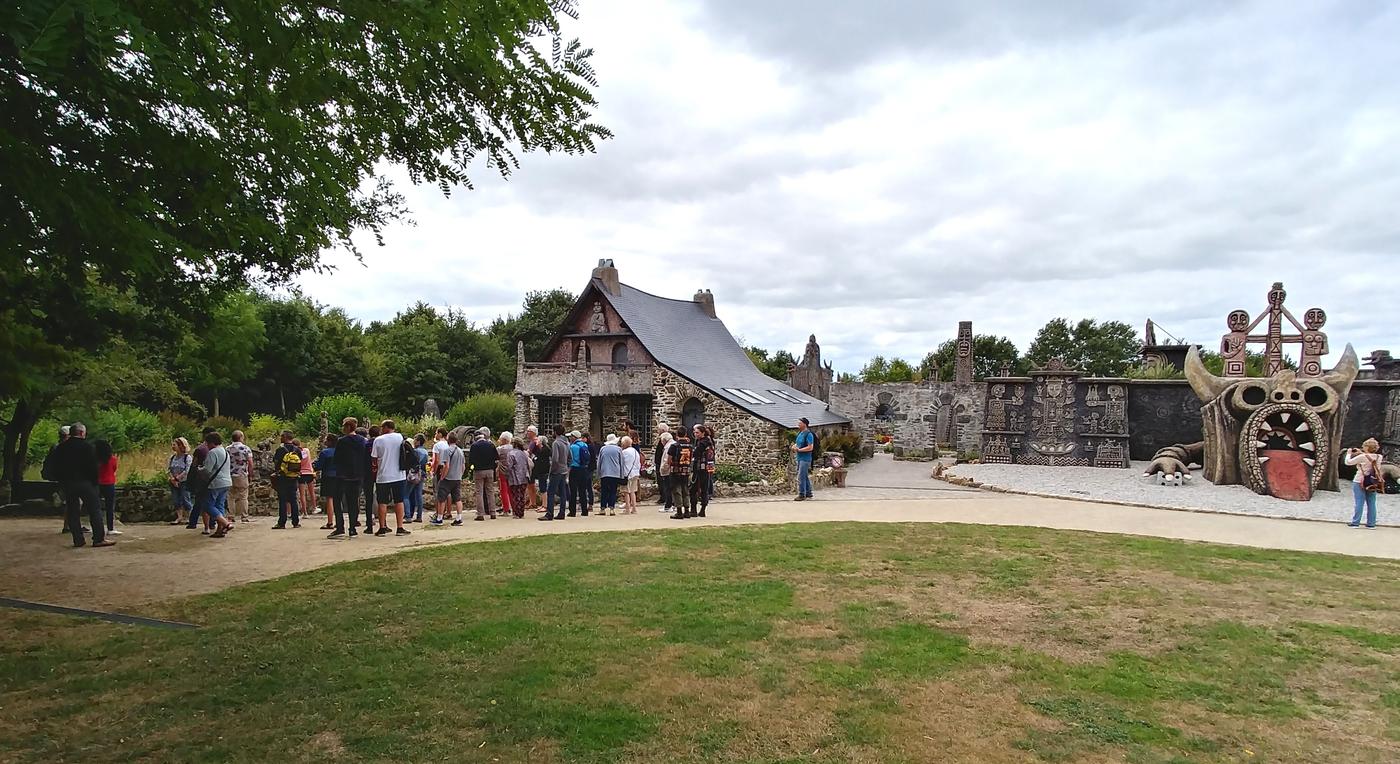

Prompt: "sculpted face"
[1186,345,1358,501]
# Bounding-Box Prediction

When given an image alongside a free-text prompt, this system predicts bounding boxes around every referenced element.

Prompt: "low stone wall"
[830,380,984,455]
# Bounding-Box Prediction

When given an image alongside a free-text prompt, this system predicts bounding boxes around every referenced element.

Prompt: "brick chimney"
[693,289,716,319]
[592,258,620,296]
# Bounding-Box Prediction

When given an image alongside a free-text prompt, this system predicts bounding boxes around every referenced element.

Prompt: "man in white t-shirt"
[369,419,410,536]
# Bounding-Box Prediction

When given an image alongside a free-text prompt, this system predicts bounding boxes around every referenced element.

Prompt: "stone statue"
[589,302,606,333]
[1221,309,1250,377]
[423,398,440,418]
[1144,345,1359,501]
[1299,308,1328,377]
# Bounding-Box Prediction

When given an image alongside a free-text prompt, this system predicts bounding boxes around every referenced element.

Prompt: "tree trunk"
[279,385,286,417]
[212,394,220,419]
[2,397,42,494]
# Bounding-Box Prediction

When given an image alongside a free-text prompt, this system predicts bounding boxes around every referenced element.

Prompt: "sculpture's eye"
[1233,382,1268,411]
[1301,382,1334,411]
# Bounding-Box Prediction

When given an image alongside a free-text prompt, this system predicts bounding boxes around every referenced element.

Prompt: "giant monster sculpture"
[1145,345,1360,501]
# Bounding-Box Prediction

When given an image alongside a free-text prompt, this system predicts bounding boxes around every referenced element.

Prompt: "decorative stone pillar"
[955,321,974,385]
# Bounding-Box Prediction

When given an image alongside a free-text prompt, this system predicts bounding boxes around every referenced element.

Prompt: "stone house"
[513,261,850,476]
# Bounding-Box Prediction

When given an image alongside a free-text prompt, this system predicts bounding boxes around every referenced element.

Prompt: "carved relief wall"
[980,359,1130,468]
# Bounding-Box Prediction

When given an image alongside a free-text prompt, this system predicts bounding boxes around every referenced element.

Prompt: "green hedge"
[445,393,514,435]
[294,394,378,437]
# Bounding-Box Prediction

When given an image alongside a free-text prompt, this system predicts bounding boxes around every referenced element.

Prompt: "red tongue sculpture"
[1261,449,1312,501]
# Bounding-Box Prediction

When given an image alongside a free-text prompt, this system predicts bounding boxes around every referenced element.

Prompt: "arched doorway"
[611,342,629,368]
[682,398,706,435]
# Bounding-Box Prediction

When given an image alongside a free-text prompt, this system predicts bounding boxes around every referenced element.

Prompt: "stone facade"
[652,366,790,478]
[830,380,984,454]
[980,359,1130,469]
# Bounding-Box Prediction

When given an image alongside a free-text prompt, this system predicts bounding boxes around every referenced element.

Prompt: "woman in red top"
[94,439,121,536]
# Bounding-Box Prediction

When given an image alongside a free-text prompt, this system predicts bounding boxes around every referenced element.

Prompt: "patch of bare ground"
[886,668,1052,763]
[301,730,346,759]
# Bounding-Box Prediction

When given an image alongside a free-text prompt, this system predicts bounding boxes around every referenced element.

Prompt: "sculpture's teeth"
[1296,422,1309,433]
[1255,441,1268,449]
[1299,442,1315,451]
[1280,412,1290,424]
[1303,457,1316,468]
[1258,456,1270,463]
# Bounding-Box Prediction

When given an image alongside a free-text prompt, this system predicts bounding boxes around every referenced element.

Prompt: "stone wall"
[652,366,790,478]
[829,381,984,454]
[980,370,1130,468]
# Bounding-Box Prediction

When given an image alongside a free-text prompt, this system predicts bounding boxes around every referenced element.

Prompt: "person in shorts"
[369,419,410,536]
[432,432,466,525]
[226,430,255,523]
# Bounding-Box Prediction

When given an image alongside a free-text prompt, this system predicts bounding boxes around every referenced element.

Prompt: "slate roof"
[588,279,849,429]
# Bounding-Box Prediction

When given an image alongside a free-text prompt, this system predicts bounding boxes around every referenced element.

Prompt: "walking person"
[187,427,216,532]
[296,438,317,518]
[272,430,303,529]
[541,426,571,521]
[227,430,255,523]
[330,417,367,538]
[506,437,531,518]
[404,433,429,523]
[314,434,338,530]
[370,419,410,536]
[668,432,693,520]
[496,432,515,517]
[529,426,551,511]
[597,434,623,516]
[653,425,671,508]
[199,431,235,538]
[620,435,641,514]
[1346,438,1385,529]
[45,425,80,535]
[53,423,113,548]
[431,431,466,525]
[689,425,715,518]
[94,439,121,536]
[793,417,816,501]
[657,431,675,513]
[168,438,193,525]
[469,427,500,521]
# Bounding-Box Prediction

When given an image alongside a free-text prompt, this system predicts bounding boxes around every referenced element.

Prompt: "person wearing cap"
[597,434,624,516]
[468,427,499,520]
[792,417,816,501]
[567,430,589,517]
[541,425,572,521]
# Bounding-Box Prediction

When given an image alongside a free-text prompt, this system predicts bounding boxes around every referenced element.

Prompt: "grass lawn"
[2,522,1398,763]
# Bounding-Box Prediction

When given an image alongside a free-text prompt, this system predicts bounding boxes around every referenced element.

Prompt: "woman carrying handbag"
[1344,438,1385,529]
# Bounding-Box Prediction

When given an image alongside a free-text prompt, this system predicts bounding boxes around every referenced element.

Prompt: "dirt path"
[2,488,1396,614]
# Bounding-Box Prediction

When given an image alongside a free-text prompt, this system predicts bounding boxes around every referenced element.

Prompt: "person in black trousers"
[331,417,367,538]
[689,425,714,518]
[51,422,113,548]
[653,424,670,507]
[361,424,379,533]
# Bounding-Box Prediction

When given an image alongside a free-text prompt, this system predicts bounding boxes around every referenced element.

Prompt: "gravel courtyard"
[947,460,1398,526]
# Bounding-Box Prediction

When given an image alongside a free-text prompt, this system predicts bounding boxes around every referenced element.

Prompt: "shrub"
[202,415,244,440]
[90,405,164,453]
[294,394,378,437]
[398,414,447,439]
[26,418,63,467]
[158,410,201,445]
[820,432,864,464]
[714,464,760,484]
[120,471,170,489]
[445,393,514,435]
[245,413,293,445]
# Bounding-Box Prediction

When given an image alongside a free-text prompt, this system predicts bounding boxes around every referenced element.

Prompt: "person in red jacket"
[94,439,121,536]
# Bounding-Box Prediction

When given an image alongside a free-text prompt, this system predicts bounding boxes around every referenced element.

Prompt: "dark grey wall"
[1123,379,1400,461]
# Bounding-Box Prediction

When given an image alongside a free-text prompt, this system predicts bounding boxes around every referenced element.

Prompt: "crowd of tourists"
[42,412,825,547]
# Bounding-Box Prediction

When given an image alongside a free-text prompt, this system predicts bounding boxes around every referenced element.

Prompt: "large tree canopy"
[0,1,608,487]
[490,288,577,361]
[920,334,1024,381]
[1026,318,1140,377]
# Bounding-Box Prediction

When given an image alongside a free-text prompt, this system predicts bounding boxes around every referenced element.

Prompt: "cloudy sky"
[297,0,1400,374]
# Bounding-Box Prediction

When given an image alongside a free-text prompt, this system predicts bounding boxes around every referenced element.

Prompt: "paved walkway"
[2,480,1395,613]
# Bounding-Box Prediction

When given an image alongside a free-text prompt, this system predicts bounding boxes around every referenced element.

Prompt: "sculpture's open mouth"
[1240,404,1326,501]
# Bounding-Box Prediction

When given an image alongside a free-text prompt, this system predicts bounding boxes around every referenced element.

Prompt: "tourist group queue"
[45,414,823,547]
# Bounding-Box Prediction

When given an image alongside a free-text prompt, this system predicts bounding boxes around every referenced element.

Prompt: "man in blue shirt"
[792,417,816,501]
[568,431,590,517]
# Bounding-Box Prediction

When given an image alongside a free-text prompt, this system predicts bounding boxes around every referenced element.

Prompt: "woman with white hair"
[619,436,641,513]
[497,431,515,517]
[168,437,193,525]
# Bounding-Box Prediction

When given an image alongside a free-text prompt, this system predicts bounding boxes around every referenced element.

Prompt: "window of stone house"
[538,397,563,435]
[682,398,706,434]
[611,342,629,367]
[628,397,652,444]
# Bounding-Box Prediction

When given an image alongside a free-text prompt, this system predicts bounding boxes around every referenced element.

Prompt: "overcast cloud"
[296,0,1400,374]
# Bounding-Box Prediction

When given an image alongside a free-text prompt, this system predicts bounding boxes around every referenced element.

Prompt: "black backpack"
[398,438,417,473]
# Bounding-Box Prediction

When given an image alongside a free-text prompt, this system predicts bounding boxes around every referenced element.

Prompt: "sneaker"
[1365,525,1377,529]
[201,529,210,535]
[328,529,345,539]
[374,527,390,537]
[271,524,286,530]
[1348,523,1360,528]
[539,516,554,521]
[430,516,444,526]
[794,496,807,502]
[474,516,485,522]
[92,540,116,548]
[396,527,411,536]
[451,519,463,526]
[489,514,498,520]
[348,528,358,538]
[108,528,123,536]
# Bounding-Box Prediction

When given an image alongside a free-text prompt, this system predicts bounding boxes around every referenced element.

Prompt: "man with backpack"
[330,417,367,538]
[369,419,411,536]
[669,432,694,520]
[272,430,303,529]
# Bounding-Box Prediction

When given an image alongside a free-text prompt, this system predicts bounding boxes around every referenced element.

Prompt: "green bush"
[245,413,293,444]
[90,405,164,453]
[445,393,514,434]
[202,415,244,440]
[120,471,170,489]
[26,418,63,467]
[158,410,201,446]
[294,394,378,437]
[397,414,447,439]
[820,432,864,465]
[714,464,760,484]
